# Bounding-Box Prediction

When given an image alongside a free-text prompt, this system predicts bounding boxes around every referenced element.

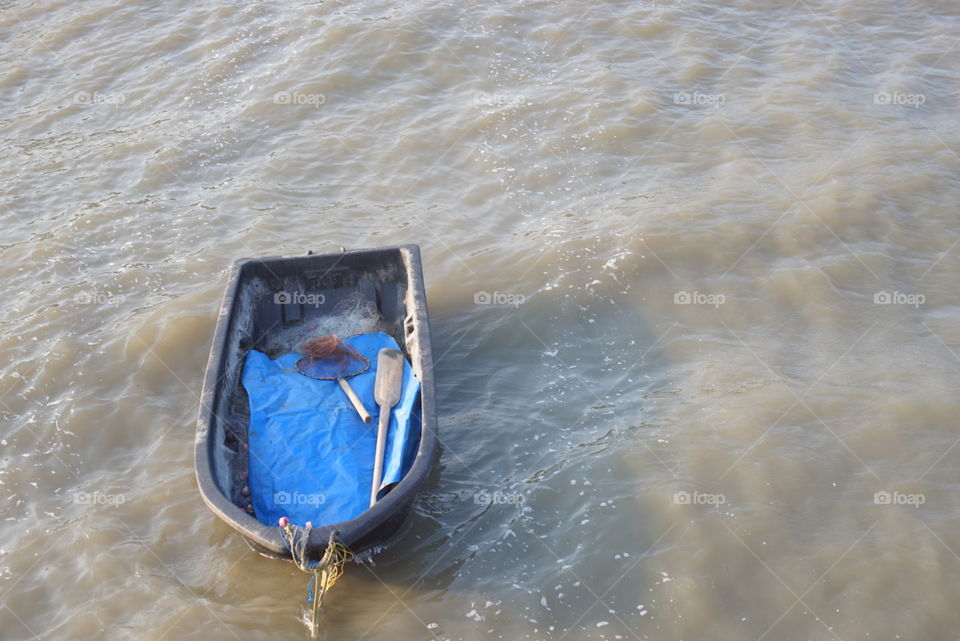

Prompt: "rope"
[279,518,353,638]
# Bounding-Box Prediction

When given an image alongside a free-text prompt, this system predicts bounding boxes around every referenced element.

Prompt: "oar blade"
[374,348,404,407]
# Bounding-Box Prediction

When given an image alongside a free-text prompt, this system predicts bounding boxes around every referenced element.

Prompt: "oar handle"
[338,378,372,423]
[370,405,390,506]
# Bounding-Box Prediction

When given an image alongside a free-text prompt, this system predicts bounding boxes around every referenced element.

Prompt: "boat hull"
[194,245,437,561]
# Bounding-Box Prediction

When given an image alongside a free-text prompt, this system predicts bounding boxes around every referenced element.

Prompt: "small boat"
[195,244,437,561]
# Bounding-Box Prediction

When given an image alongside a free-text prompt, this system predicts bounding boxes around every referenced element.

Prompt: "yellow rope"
[280,520,353,638]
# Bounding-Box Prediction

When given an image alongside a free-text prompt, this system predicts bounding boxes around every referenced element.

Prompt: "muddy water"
[1,0,959,639]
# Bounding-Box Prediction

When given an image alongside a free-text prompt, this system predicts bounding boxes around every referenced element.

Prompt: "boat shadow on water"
[317,274,685,637]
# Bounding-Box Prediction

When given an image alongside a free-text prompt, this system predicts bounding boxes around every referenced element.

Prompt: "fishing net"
[330,290,381,335]
[280,518,354,638]
[295,334,369,380]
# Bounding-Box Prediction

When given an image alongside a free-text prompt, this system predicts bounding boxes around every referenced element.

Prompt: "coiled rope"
[279,518,353,638]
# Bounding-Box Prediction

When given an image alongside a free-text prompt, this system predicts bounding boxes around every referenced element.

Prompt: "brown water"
[2,1,960,639]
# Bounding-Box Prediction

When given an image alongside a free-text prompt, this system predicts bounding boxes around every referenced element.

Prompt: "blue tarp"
[242,331,421,528]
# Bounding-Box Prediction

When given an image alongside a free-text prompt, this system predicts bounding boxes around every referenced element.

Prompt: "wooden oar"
[370,348,404,507]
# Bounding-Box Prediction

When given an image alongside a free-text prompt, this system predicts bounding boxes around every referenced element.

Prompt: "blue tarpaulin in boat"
[243,331,421,528]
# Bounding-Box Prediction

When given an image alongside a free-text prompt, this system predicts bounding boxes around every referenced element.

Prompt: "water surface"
[1,1,959,639]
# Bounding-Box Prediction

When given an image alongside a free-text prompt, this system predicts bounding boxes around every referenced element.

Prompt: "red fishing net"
[295,334,369,380]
